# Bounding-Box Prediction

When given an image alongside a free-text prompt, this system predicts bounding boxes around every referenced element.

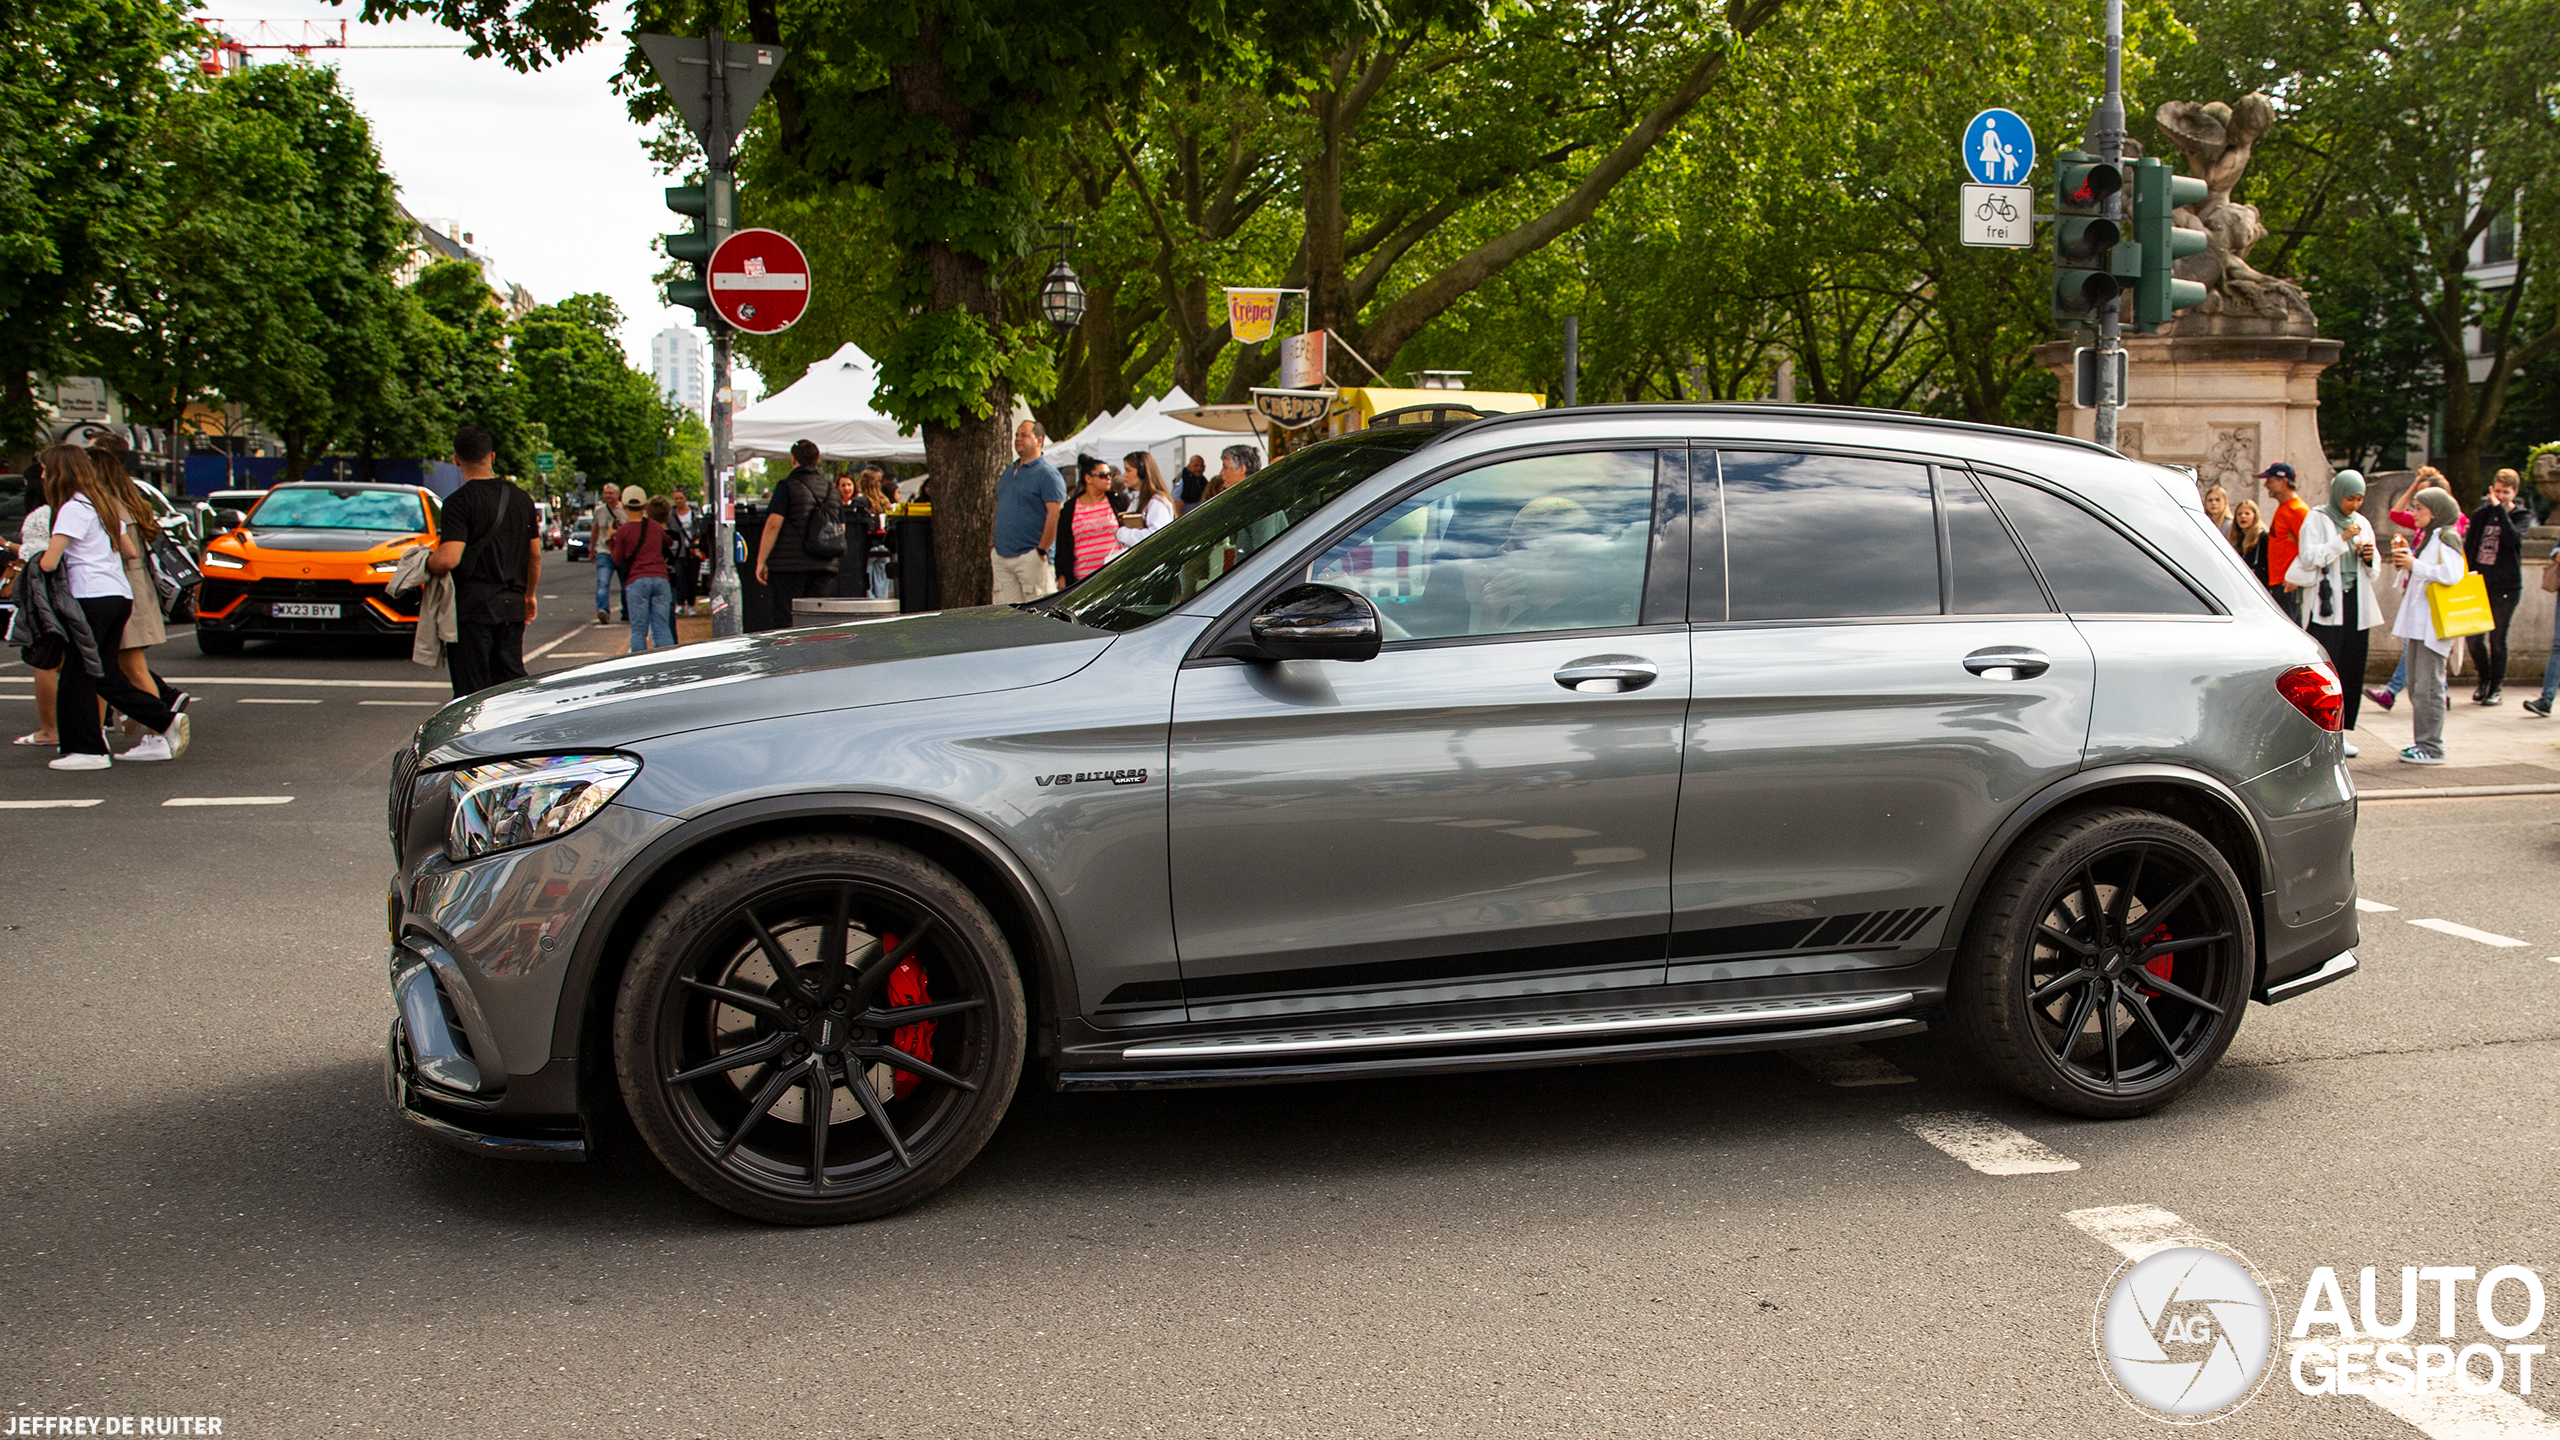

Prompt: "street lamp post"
[1035,226,1087,335]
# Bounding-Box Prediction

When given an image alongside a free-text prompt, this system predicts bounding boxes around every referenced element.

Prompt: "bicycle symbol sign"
[1961,183,2034,248]
[1962,108,2035,186]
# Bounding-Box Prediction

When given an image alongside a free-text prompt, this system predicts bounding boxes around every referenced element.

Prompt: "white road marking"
[161,796,295,807]
[543,650,617,658]
[2066,1203,2188,1260]
[523,628,593,662]
[2357,897,2399,913]
[237,697,322,705]
[0,799,103,809]
[358,699,442,707]
[1898,1111,2079,1174]
[2071,1206,2560,1436]
[2409,918,2529,948]
[1787,1044,1916,1086]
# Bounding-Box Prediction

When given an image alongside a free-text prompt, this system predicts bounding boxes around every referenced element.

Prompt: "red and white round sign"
[707,228,810,334]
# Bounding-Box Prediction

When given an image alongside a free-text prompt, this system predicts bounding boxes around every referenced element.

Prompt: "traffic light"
[2129,157,2210,330]
[664,174,732,327]
[2052,151,2127,328]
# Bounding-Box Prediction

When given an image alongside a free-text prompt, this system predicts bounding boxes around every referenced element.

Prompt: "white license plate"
[270,602,340,619]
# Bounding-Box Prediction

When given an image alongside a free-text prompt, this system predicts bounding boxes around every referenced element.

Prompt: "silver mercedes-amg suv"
[382,405,2360,1223]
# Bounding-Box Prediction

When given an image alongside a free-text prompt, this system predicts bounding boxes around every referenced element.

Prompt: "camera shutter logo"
[2095,1240,2277,1422]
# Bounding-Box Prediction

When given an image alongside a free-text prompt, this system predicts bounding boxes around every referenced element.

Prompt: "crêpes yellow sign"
[1226,289,1284,344]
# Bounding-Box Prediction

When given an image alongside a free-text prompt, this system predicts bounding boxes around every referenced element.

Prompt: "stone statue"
[2151,95,2318,337]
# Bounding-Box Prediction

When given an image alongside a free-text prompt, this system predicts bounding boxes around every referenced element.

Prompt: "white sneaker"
[2342,741,2359,757]
[123,733,174,762]
[164,712,191,759]
[48,752,110,770]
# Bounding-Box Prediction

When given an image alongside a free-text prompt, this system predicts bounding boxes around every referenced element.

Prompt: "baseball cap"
[621,485,646,508]
[2254,462,2296,482]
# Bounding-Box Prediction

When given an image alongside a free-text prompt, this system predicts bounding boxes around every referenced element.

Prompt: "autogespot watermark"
[2093,1248,2554,1422]
[2095,1241,2278,1423]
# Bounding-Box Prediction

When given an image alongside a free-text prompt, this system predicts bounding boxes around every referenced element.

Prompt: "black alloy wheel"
[1951,807,2253,1118]
[615,835,1025,1224]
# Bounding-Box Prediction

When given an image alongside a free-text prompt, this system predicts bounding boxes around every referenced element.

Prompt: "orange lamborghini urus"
[194,482,439,655]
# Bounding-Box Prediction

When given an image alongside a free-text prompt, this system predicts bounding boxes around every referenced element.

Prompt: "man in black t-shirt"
[427,424,541,696]
[752,438,841,631]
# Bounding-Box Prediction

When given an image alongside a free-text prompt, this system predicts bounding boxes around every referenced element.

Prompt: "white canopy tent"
[1044,386,1259,477]
[730,342,926,464]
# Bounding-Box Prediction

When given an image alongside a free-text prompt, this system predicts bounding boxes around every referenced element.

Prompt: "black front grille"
[390,744,420,856]
[203,575,413,628]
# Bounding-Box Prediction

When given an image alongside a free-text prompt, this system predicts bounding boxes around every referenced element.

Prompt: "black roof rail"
[1431,402,2122,460]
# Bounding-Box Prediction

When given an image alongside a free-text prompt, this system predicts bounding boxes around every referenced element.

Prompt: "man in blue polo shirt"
[991,419,1066,603]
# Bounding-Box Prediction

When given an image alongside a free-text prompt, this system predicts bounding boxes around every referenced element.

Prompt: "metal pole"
[1562,316,1579,408]
[704,23,742,637]
[2089,0,2125,452]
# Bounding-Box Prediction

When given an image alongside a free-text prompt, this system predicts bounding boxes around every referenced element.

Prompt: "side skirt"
[1055,1016,1927,1092]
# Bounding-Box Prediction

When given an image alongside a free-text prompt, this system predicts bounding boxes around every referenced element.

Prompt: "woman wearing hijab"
[2388,486,2466,766]
[2294,470,2383,752]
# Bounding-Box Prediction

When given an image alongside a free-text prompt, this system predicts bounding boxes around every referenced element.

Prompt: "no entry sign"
[708,228,810,334]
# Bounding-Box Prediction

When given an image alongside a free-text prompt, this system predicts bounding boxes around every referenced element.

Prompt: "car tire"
[614,833,1026,1224]
[1949,806,2253,1119]
[195,630,244,656]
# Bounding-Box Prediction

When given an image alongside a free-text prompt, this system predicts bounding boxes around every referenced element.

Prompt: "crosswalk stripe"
[0,799,103,809]
[2409,918,2529,948]
[1898,1111,2079,1174]
[162,796,295,807]
[2066,1203,2187,1260]
[1787,1044,1916,1086]
[237,698,322,705]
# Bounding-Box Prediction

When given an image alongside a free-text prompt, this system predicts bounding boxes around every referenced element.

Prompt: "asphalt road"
[4,580,2556,1438]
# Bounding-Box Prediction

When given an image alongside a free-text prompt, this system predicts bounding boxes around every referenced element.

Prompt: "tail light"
[2276,663,2344,732]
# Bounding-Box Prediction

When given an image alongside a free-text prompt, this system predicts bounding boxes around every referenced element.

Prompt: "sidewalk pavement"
[2349,680,2560,795]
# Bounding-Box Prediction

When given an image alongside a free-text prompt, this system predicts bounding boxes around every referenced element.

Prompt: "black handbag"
[145,533,201,620]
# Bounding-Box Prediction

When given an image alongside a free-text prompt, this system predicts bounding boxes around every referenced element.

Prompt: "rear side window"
[1944,475,2050,613]
[1722,452,1939,620]
[1980,474,2212,615]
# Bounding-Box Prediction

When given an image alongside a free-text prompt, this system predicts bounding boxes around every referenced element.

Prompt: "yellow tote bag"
[2428,569,2495,638]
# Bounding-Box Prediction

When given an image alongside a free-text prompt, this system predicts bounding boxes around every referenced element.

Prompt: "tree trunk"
[925,397,1010,609]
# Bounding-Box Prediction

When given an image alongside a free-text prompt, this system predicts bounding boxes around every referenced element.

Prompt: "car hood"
[241,528,422,554]
[417,605,1112,762]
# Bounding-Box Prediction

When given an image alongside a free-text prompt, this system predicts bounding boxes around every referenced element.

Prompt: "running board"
[1118,991,1917,1061]
[1060,1016,1927,1091]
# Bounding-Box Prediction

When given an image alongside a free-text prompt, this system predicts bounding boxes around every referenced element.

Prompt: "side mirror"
[1240,583,1381,662]
[213,508,247,533]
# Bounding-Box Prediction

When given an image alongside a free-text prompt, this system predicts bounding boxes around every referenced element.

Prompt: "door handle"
[1963,646,2051,681]
[1555,655,1658,693]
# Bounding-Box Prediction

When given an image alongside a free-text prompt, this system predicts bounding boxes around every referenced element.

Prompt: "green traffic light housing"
[2130,158,2211,330]
[663,177,732,326]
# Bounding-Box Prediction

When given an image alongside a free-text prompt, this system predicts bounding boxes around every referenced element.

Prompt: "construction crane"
[192,17,464,74]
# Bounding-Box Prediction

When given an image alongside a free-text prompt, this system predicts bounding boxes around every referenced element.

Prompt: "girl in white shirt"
[1112,452,1179,556]
[31,445,187,769]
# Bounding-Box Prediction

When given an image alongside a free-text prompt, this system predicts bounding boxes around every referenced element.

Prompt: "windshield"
[248,487,427,533]
[1056,429,1437,632]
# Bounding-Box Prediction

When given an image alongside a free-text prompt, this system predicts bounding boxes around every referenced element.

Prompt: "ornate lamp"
[1038,258,1087,334]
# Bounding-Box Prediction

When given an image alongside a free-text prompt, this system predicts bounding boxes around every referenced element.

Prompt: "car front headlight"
[204,550,246,570]
[445,754,640,862]
[371,559,401,574]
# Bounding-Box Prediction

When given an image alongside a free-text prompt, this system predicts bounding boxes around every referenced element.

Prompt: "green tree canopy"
[513,292,680,492]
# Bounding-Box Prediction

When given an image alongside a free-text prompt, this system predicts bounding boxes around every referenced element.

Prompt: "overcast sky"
[216,2,759,398]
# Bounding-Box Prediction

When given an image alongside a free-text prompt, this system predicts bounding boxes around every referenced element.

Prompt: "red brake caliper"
[2137,921,2175,993]
[879,935,936,1100]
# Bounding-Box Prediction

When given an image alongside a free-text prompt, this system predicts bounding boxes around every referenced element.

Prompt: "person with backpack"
[611,490,680,652]
[752,438,843,630]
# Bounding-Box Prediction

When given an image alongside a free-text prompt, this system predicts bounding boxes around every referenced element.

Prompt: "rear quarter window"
[1980,474,2212,616]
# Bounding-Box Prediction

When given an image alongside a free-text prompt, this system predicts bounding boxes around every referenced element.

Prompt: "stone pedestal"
[2034,335,2343,509]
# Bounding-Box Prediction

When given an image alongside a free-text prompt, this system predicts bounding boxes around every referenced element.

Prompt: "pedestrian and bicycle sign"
[707,228,810,334]
[1959,107,2036,248]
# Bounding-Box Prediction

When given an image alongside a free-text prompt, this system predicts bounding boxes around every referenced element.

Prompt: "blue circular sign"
[1962,108,2036,187]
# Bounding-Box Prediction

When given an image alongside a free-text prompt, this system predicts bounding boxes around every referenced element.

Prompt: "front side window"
[248,487,429,533]
[1057,429,1434,632]
[1307,450,1658,641]
[1722,452,1940,621]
